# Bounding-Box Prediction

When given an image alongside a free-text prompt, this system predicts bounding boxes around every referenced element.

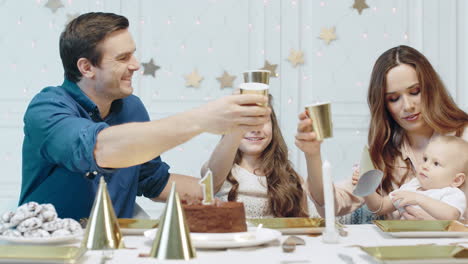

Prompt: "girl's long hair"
[226,96,308,217]
[367,45,468,194]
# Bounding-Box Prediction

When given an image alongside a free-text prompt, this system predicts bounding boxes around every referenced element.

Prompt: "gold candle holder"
[305,102,333,141]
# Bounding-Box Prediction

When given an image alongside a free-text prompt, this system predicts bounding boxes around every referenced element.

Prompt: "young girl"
[298,45,468,222]
[202,96,309,218]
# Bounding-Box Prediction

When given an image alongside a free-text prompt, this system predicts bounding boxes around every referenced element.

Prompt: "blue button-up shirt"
[19,79,170,220]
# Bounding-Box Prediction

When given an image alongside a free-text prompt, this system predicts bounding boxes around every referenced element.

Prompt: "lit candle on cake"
[322,160,339,243]
[199,169,214,205]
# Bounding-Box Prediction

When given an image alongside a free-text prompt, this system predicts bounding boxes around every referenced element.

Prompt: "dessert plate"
[247,217,327,235]
[118,218,159,235]
[374,220,468,238]
[360,245,468,264]
[144,227,281,249]
[0,234,82,245]
[0,245,85,264]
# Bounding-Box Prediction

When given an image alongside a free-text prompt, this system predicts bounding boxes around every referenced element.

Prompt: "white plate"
[0,234,81,245]
[385,231,468,238]
[121,228,148,235]
[144,227,281,249]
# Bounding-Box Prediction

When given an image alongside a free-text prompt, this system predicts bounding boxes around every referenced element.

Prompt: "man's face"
[93,29,140,100]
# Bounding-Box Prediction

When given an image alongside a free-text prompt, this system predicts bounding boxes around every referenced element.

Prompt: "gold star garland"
[287,49,305,68]
[142,59,160,78]
[352,0,369,15]
[319,27,337,45]
[261,60,278,78]
[184,70,204,88]
[216,71,236,89]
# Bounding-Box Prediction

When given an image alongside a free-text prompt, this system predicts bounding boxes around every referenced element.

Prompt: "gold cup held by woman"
[305,102,333,141]
[240,70,270,107]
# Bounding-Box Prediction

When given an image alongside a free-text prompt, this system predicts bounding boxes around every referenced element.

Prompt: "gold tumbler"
[240,70,270,107]
[305,102,333,141]
[243,70,270,85]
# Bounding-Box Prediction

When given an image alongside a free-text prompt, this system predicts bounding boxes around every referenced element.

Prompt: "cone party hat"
[149,182,196,260]
[81,176,124,250]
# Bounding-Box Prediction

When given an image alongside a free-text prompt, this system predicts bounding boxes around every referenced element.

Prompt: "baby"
[365,135,468,220]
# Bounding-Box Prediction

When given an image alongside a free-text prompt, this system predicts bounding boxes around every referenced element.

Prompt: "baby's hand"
[391,191,423,207]
[351,164,360,186]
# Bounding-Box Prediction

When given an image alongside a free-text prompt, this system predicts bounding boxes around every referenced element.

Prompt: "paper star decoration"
[44,0,64,13]
[352,0,369,15]
[66,13,80,24]
[319,27,337,45]
[185,70,204,88]
[142,59,160,78]
[216,71,236,89]
[261,60,278,78]
[287,49,305,67]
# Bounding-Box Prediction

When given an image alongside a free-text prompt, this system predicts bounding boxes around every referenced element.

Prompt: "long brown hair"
[367,45,468,194]
[226,96,308,217]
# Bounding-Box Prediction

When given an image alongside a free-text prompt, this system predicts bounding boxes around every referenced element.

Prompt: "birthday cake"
[182,199,247,233]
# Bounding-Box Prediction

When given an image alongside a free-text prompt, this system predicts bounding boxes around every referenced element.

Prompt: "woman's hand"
[295,111,322,157]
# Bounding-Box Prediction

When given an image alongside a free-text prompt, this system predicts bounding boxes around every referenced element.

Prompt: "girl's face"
[238,118,273,157]
[385,64,428,133]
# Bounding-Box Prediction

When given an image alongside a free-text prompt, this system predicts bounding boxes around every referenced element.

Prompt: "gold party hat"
[149,183,196,260]
[81,177,124,250]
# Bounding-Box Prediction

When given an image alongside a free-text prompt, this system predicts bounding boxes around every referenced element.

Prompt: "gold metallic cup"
[81,177,124,250]
[241,70,270,107]
[243,70,270,85]
[149,183,196,260]
[239,83,269,107]
[305,102,333,141]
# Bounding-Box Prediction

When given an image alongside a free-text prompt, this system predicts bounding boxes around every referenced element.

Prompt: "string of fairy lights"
[1,0,412,166]
[33,0,407,90]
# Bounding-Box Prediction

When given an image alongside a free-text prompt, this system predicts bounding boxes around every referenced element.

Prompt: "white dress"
[216,164,273,218]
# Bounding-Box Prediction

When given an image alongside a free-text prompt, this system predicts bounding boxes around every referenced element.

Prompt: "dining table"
[9,223,465,264]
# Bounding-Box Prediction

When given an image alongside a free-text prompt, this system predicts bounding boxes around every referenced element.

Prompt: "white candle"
[199,169,214,205]
[322,160,339,243]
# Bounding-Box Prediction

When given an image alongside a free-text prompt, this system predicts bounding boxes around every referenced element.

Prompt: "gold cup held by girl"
[240,70,270,107]
[305,102,333,141]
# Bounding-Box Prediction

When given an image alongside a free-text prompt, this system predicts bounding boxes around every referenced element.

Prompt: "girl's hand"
[351,164,360,185]
[295,111,322,156]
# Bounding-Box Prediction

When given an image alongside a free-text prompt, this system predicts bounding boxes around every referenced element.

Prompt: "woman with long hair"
[202,95,309,218]
[300,45,468,221]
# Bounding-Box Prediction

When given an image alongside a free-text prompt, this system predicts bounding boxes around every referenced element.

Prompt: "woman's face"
[385,64,428,133]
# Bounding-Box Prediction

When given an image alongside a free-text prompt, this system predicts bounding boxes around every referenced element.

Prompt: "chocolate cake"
[182,200,247,233]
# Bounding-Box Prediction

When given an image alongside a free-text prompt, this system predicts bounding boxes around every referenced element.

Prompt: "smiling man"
[19,12,269,220]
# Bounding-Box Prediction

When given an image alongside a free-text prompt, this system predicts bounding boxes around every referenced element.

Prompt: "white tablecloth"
[73,224,468,264]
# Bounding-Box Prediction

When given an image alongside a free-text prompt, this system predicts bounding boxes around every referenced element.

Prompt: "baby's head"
[417,136,468,190]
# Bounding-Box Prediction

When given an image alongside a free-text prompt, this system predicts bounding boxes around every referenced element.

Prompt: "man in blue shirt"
[19,12,269,220]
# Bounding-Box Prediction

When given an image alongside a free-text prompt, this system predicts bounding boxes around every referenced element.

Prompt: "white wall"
[0,0,466,218]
